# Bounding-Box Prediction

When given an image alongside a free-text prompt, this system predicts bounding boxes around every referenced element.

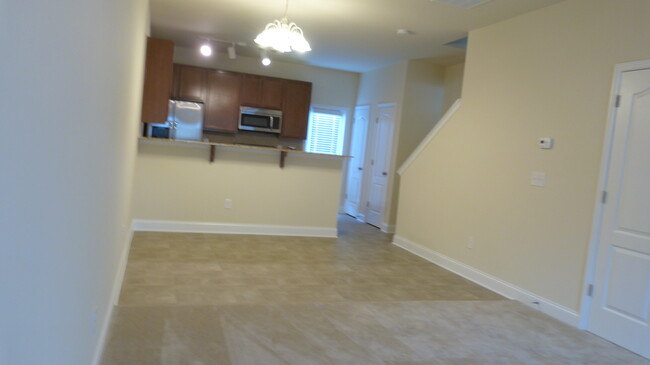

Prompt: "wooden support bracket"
[280,151,287,169]
[209,145,216,163]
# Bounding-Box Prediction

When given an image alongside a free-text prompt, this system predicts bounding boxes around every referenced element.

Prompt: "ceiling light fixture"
[260,50,272,66]
[254,0,311,53]
[199,43,212,57]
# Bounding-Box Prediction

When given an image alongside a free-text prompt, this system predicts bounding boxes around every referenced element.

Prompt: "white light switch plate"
[531,171,547,187]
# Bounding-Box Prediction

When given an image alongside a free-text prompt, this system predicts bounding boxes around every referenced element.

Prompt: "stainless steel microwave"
[239,106,282,134]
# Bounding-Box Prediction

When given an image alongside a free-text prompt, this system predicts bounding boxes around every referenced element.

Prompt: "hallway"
[101,216,647,364]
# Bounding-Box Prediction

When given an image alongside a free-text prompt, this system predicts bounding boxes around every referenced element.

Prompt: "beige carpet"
[102,300,647,364]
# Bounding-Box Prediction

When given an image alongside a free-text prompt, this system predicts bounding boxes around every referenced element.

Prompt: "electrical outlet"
[224,199,233,209]
[531,171,547,187]
[467,236,475,250]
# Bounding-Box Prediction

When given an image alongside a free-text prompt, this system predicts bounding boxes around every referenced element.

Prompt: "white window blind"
[305,107,346,155]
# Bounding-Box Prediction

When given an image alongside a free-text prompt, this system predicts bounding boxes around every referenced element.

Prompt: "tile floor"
[119,215,502,307]
[101,215,648,364]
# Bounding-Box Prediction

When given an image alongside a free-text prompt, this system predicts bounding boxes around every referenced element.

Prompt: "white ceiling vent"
[433,0,492,9]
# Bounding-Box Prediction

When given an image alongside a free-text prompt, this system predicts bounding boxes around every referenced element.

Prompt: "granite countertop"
[138,137,350,158]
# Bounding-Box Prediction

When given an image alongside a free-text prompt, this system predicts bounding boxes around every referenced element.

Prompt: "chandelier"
[254,0,311,53]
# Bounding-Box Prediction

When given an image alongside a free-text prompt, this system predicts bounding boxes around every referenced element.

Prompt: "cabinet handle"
[358,167,363,170]
[382,172,387,176]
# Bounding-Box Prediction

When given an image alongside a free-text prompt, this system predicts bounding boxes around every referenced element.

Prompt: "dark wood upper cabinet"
[203,70,242,132]
[170,64,312,139]
[174,65,206,101]
[240,74,284,110]
[239,74,262,107]
[261,78,284,110]
[141,37,174,124]
[281,80,312,139]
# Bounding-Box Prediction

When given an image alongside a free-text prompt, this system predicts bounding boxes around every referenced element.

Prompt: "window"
[305,107,346,155]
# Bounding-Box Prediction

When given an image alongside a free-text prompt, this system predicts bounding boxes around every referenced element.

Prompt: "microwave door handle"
[269,116,274,132]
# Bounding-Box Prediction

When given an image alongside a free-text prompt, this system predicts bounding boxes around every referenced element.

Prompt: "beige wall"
[387,61,447,226]
[356,62,408,106]
[133,143,344,230]
[356,61,451,228]
[398,60,445,167]
[442,63,465,113]
[0,0,148,364]
[355,62,407,228]
[134,47,359,228]
[395,0,650,312]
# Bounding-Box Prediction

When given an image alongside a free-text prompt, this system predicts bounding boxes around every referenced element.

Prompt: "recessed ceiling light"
[396,29,415,36]
[199,44,212,57]
[433,0,492,9]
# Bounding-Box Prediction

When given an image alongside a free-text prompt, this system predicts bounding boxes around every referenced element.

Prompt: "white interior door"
[344,106,369,218]
[588,67,650,359]
[366,104,395,228]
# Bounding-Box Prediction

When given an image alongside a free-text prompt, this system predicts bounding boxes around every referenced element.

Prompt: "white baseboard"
[92,228,134,365]
[132,219,338,238]
[381,223,396,234]
[393,235,580,327]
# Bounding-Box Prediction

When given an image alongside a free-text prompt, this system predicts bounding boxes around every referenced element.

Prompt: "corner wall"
[0,1,148,364]
[442,63,465,113]
[395,0,650,313]
[356,61,451,228]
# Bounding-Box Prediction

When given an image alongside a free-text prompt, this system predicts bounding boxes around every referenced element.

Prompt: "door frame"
[360,102,397,230]
[579,59,650,330]
[376,102,397,233]
[343,105,370,219]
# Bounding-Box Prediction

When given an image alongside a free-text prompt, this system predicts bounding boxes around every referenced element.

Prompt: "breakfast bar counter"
[138,137,349,167]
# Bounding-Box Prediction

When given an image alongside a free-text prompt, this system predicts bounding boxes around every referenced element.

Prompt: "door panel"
[588,67,650,359]
[344,106,369,217]
[604,247,650,321]
[366,104,394,228]
[617,88,650,234]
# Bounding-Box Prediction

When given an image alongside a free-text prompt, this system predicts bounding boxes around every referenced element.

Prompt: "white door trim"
[344,105,370,217]
[579,58,650,330]
[377,102,397,231]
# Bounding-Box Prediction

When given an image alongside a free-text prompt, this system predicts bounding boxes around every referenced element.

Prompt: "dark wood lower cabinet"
[281,80,312,139]
[204,71,242,132]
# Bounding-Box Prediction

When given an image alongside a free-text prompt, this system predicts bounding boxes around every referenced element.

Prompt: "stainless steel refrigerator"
[147,100,204,141]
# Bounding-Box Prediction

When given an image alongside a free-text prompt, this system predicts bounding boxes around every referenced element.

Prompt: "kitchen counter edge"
[138,137,351,158]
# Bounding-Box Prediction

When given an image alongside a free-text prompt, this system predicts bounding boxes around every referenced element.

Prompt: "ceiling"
[150,0,564,73]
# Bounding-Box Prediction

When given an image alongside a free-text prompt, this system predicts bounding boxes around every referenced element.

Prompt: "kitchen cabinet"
[173,65,206,101]
[240,74,284,110]
[204,70,242,132]
[141,37,174,124]
[263,78,285,109]
[170,63,312,139]
[281,80,312,139]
